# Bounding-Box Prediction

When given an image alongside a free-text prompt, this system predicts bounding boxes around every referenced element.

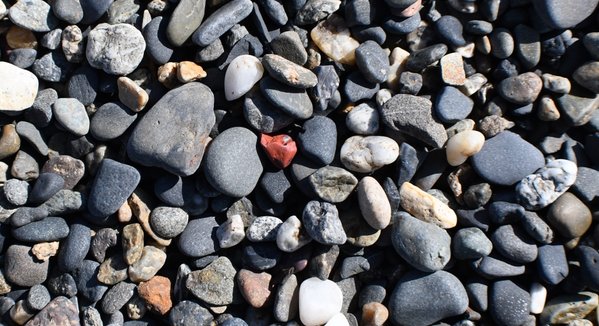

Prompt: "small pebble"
[299,277,343,326]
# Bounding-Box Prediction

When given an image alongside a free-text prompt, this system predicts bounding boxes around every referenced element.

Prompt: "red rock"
[260,133,297,169]
[237,269,272,308]
[138,275,173,315]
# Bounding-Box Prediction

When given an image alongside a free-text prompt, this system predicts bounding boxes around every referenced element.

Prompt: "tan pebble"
[0,269,11,295]
[538,96,560,121]
[478,115,515,138]
[118,76,149,112]
[476,35,492,55]
[387,47,410,90]
[357,177,391,230]
[97,254,128,285]
[399,182,457,228]
[61,25,85,63]
[0,124,21,160]
[129,192,171,246]
[177,61,207,83]
[310,14,360,65]
[306,47,322,70]
[138,276,173,315]
[209,305,227,314]
[126,295,147,320]
[362,302,389,326]
[128,246,167,283]
[6,26,37,49]
[118,200,133,223]
[157,62,179,88]
[31,241,60,261]
[440,53,466,86]
[445,130,485,166]
[10,300,34,325]
[455,42,476,58]
[122,223,144,265]
[237,269,272,308]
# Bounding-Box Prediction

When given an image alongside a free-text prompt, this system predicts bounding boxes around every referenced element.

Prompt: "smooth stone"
[399,182,457,228]
[25,284,51,311]
[389,270,468,326]
[299,277,343,326]
[243,91,294,133]
[90,102,137,141]
[168,300,213,326]
[446,130,485,166]
[339,207,381,247]
[556,92,599,126]
[11,150,39,181]
[9,0,58,32]
[149,206,189,239]
[310,14,360,65]
[497,72,543,105]
[192,0,253,46]
[537,244,568,285]
[224,55,264,101]
[97,254,128,285]
[491,224,538,264]
[532,0,599,29]
[346,103,379,135]
[72,260,108,303]
[516,159,577,210]
[343,71,380,103]
[3,178,29,206]
[352,25,387,45]
[101,281,136,314]
[80,0,113,24]
[490,280,531,326]
[302,200,347,245]
[340,135,399,173]
[453,227,493,260]
[530,282,547,314]
[87,159,139,219]
[42,189,84,216]
[237,269,272,308]
[4,244,49,287]
[177,216,219,257]
[128,246,167,282]
[128,82,215,176]
[309,166,357,203]
[86,23,146,75]
[41,155,84,190]
[0,62,38,112]
[273,273,299,322]
[106,0,139,24]
[357,177,391,230]
[381,94,447,148]
[514,24,541,69]
[471,131,545,186]
[355,40,390,84]
[383,13,421,35]
[573,61,599,93]
[520,210,554,244]
[167,0,206,47]
[25,88,56,128]
[12,217,69,242]
[436,15,466,47]
[540,292,599,324]
[15,121,48,156]
[578,245,599,289]
[270,31,307,65]
[572,167,599,202]
[276,215,311,252]
[547,192,592,239]
[67,66,99,106]
[312,65,340,112]
[489,28,514,59]
[52,98,89,136]
[10,206,48,228]
[52,0,83,24]
[263,54,317,89]
[217,214,245,248]
[8,48,37,69]
[186,256,236,305]
[242,242,281,270]
[298,116,336,166]
[259,167,293,203]
[392,212,451,272]
[246,216,282,242]
[143,16,174,65]
[25,296,78,325]
[405,44,448,72]
[57,222,91,272]
[0,125,21,160]
[260,76,313,119]
[435,86,474,123]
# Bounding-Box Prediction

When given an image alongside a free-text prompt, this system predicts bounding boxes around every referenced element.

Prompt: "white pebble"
[325,313,350,326]
[246,216,282,242]
[340,135,399,173]
[516,159,578,210]
[224,55,264,101]
[346,103,379,135]
[0,62,38,112]
[276,215,311,253]
[445,130,485,166]
[530,282,547,314]
[358,177,391,230]
[299,277,343,326]
[216,214,245,248]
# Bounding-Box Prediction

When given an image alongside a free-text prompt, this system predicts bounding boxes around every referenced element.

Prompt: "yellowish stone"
[117,76,149,112]
[399,182,457,228]
[31,241,60,262]
[177,61,207,83]
[310,14,359,65]
[6,26,37,49]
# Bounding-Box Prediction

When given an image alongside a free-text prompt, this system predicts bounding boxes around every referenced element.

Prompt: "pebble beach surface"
[0,0,599,325]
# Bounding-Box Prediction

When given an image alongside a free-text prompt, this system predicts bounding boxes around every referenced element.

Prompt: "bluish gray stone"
[298,116,336,166]
[355,40,389,84]
[101,281,136,314]
[384,13,421,35]
[8,48,37,69]
[489,28,514,59]
[32,51,72,82]
[12,217,69,242]
[72,260,108,303]
[192,0,253,46]
[514,24,541,69]
[9,0,59,32]
[4,244,49,287]
[489,280,531,326]
[67,65,99,106]
[143,16,174,65]
[80,0,113,24]
[270,31,307,65]
[10,206,48,227]
[473,255,526,279]
[242,242,281,270]
[405,44,448,72]
[16,121,49,156]
[90,102,137,141]
[259,169,292,204]
[312,65,340,112]
[435,86,474,123]
[57,222,91,272]
[25,88,57,128]
[177,216,219,257]
[28,172,64,205]
[436,15,466,47]
[537,244,568,285]
[243,91,294,133]
[532,0,599,29]
[167,0,206,47]
[453,227,493,260]
[52,0,83,24]
[491,224,538,264]
[87,159,140,219]
[260,76,313,119]
[26,284,51,310]
[52,98,89,137]
[343,71,380,103]
[302,200,347,245]
[168,300,214,326]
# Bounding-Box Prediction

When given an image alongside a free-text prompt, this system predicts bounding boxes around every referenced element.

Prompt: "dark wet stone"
[87,159,140,219]
[90,102,137,141]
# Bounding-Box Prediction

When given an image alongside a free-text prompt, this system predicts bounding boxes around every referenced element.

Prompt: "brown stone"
[0,124,21,160]
[118,200,132,223]
[157,62,179,88]
[6,26,37,49]
[31,241,59,262]
[440,53,466,86]
[41,155,85,190]
[362,302,389,326]
[547,192,592,239]
[97,254,128,285]
[117,76,149,112]
[0,269,11,295]
[25,296,79,326]
[177,61,207,83]
[399,182,457,229]
[128,193,171,246]
[138,275,173,315]
[237,269,272,308]
[122,223,144,265]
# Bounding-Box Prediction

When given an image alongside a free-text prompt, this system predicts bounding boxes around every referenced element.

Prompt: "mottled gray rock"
[516,159,577,210]
[308,166,358,203]
[86,23,146,75]
[186,256,236,305]
[491,224,538,264]
[453,227,493,260]
[178,216,219,257]
[4,244,49,287]
[302,201,347,245]
[9,0,58,32]
[149,206,189,239]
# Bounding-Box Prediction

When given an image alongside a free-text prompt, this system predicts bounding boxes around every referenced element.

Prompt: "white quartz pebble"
[224,55,264,101]
[346,103,379,135]
[445,130,485,166]
[276,215,311,253]
[325,313,350,326]
[340,135,399,173]
[0,62,38,111]
[216,214,245,248]
[299,277,343,326]
[530,282,547,314]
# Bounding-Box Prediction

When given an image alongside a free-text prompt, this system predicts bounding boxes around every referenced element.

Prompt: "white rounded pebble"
[216,214,245,248]
[325,312,350,326]
[346,103,379,135]
[516,159,578,210]
[276,215,311,253]
[530,282,547,314]
[340,135,399,173]
[358,177,391,230]
[0,62,38,112]
[299,277,343,326]
[445,130,485,166]
[224,55,264,101]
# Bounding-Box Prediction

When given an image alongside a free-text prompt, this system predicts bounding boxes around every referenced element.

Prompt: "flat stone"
[186,256,236,306]
[177,216,219,257]
[87,159,140,219]
[298,116,336,166]
[440,52,466,86]
[149,206,188,239]
[117,76,149,112]
[12,217,69,243]
[355,40,390,84]
[86,23,146,75]
[167,0,206,46]
[138,275,172,315]
[490,280,531,325]
[41,155,84,190]
[101,281,135,314]
[0,62,38,112]
[537,244,568,285]
[52,98,90,136]
[435,86,473,123]
[57,222,91,272]
[90,102,137,141]
[237,269,272,308]
[15,121,48,156]
[270,31,307,65]
[72,260,108,303]
[192,0,253,46]
[4,244,49,287]
[343,71,380,103]
[9,0,58,32]
[312,65,340,112]
[263,54,317,89]
[532,0,599,29]
[556,92,599,127]
[357,177,391,230]
[260,76,313,119]
[25,296,79,326]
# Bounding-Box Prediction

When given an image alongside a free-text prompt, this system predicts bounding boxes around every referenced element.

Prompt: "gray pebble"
[11,150,39,181]
[90,227,118,262]
[262,54,318,89]
[9,0,59,32]
[519,210,554,244]
[572,166,599,203]
[243,91,294,134]
[473,255,526,279]
[25,88,57,128]
[491,224,538,264]
[90,102,137,141]
[72,260,108,303]
[149,206,189,239]
[47,272,77,297]
[489,28,514,59]
[10,206,48,227]
[106,0,139,24]
[86,23,145,75]
[143,16,174,65]
[302,200,347,245]
[312,65,340,112]
[16,121,49,156]
[41,29,62,50]
[42,189,85,216]
[259,169,292,204]
[260,76,313,119]
[177,216,219,257]
[537,244,568,285]
[355,40,390,84]
[168,300,214,326]
[343,71,380,103]
[12,216,69,242]
[309,166,357,203]
[514,24,541,69]
[435,86,474,123]
[3,178,29,206]
[52,0,83,24]
[298,116,337,166]
[67,66,99,106]
[28,172,64,205]
[192,0,253,46]
[270,31,307,65]
[453,227,493,260]
[4,244,49,287]
[489,280,530,326]
[25,284,51,311]
[167,0,206,47]
[87,159,140,219]
[8,48,37,69]
[32,51,72,82]
[101,281,136,314]
[57,222,91,272]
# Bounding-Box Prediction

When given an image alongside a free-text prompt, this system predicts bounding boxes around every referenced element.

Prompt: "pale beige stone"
[118,76,149,112]
[399,182,457,228]
[538,96,561,121]
[440,53,466,86]
[310,14,360,65]
[177,61,207,83]
[357,177,391,230]
[31,241,60,262]
[445,130,485,166]
[157,62,179,89]
[0,62,38,111]
[387,47,410,90]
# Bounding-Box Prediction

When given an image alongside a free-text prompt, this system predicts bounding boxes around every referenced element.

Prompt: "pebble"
[435,86,474,124]
[186,256,236,306]
[355,40,390,84]
[177,216,219,257]
[25,284,51,311]
[217,214,245,248]
[516,159,577,210]
[399,182,457,229]
[260,134,297,170]
[312,65,340,112]
[52,98,90,136]
[540,292,599,324]
[192,0,253,46]
[490,280,531,326]
[169,300,214,326]
[389,270,468,326]
[138,275,172,315]
[0,125,20,161]
[72,260,108,303]
[244,92,295,134]
[491,224,538,264]
[86,23,146,75]
[489,28,514,59]
[31,241,59,262]
[5,244,49,287]
[276,215,312,252]
[274,273,299,322]
[61,25,85,63]
[11,150,39,181]
[572,167,599,202]
[41,155,84,190]
[143,17,173,65]
[263,54,318,88]
[3,178,29,206]
[392,212,451,272]
[453,227,493,260]
[224,55,264,101]
[343,71,380,103]
[498,72,543,105]
[9,48,37,69]
[405,43,448,72]
[246,215,282,242]
[25,296,79,326]
[27,173,63,205]
[440,52,466,86]
[270,31,307,65]
[362,302,389,326]
[311,14,360,65]
[90,102,137,141]
[573,61,599,93]
[260,76,313,119]
[12,216,69,242]
[537,244,568,285]
[0,62,39,112]
[87,159,140,219]
[149,206,188,239]
[237,269,272,308]
[532,0,599,29]
[101,281,136,314]
[127,82,215,176]
[128,246,167,282]
[299,277,343,326]
[381,94,447,148]
[204,127,263,197]
[9,0,58,32]
[298,116,337,166]
[242,242,281,270]
[117,76,149,112]
[547,192,592,239]
[80,0,113,25]
[530,282,547,314]
[446,130,485,167]
[346,103,379,135]
[309,166,358,203]
[436,15,466,47]
[57,222,91,272]
[556,92,599,126]
[302,201,347,245]
[471,131,545,186]
[357,177,391,230]
[177,61,207,83]
[166,0,206,46]
[15,121,48,156]
[340,135,399,173]
[97,254,128,285]
[52,0,83,24]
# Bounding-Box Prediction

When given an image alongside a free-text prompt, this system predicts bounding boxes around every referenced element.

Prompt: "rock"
[573,61,599,93]
[537,244,568,285]
[15,121,48,156]
[357,177,391,230]
[405,44,448,72]
[355,40,390,84]
[61,25,85,63]
[178,216,219,257]
[149,207,188,239]
[310,14,360,65]
[343,71,380,103]
[381,94,447,148]
[435,86,474,123]
[392,212,452,272]
[224,55,264,101]
[453,227,493,260]
[270,31,307,65]
[491,224,538,264]
[389,270,468,326]
[41,155,85,190]
[106,0,139,24]
[298,116,336,166]
[52,0,83,24]
[237,269,272,308]
[52,98,89,136]
[217,214,245,248]
[446,130,485,166]
[273,273,299,322]
[0,125,21,160]
[167,0,206,46]
[440,52,466,86]
[168,300,214,326]
[72,260,108,303]
[295,0,341,25]
[90,102,137,141]
[117,76,149,112]
[259,134,297,169]
[28,173,64,205]
[177,61,207,83]
[547,192,592,239]
[80,0,113,24]
[204,127,263,197]
[498,72,543,105]
[246,216,282,242]
[302,201,347,245]
[138,275,172,315]
[25,296,79,326]
[12,217,69,242]
[97,254,128,285]
[471,131,545,186]
[25,284,51,311]
[532,0,599,29]
[242,242,281,270]
[3,178,29,206]
[32,51,72,82]
[556,92,599,127]
[263,54,318,88]
[572,167,599,202]
[101,281,136,314]
[4,244,49,287]
[309,166,358,203]
[86,23,146,75]
[489,28,514,59]
[11,150,39,181]
[244,92,295,134]
[0,62,38,112]
[540,292,599,324]
[490,280,531,326]
[186,256,236,306]
[87,159,140,219]
[346,103,379,135]
[399,182,457,228]
[530,282,547,314]
[276,215,312,252]
[299,277,343,326]
[516,159,577,210]
[57,222,91,272]
[128,246,167,282]
[127,82,215,176]
[340,135,399,173]
[260,76,313,119]
[31,241,59,261]
[192,0,253,46]
[122,223,144,265]
[312,65,340,112]
[9,0,58,32]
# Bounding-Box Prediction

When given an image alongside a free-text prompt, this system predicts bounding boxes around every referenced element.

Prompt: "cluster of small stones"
[0,0,599,325]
